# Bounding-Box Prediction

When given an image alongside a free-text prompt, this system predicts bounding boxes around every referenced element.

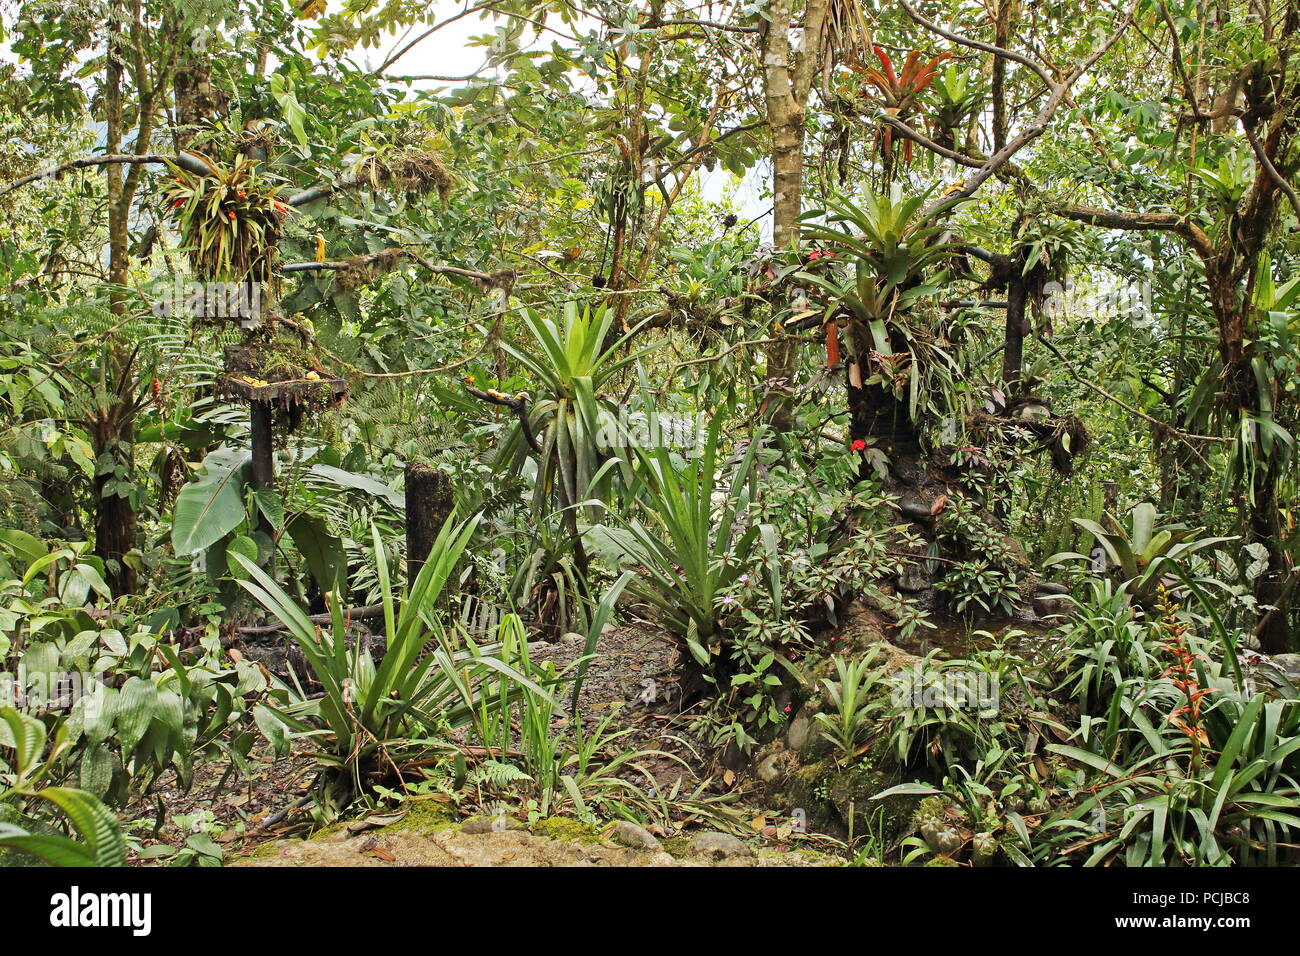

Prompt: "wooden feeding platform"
[218,341,348,415]
[218,340,349,548]
[218,371,347,408]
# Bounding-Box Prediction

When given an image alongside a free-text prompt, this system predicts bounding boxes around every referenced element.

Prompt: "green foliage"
[0,707,126,866]
[500,303,651,516]
[171,447,252,557]
[236,514,542,815]
[1048,502,1233,604]
[468,615,677,825]
[619,415,761,654]
[814,651,885,763]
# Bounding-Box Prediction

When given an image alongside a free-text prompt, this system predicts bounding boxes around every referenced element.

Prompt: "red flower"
[172,198,185,208]
[850,439,867,452]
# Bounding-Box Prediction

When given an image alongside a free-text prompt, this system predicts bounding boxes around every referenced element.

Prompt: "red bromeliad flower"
[850,439,867,452]
[849,46,952,163]
[1156,588,1216,764]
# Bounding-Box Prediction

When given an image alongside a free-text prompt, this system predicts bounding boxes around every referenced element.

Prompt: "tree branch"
[868,113,985,169]
[1055,204,1214,258]
[0,152,213,200]
[465,386,542,453]
[897,0,1054,88]
[1242,121,1300,223]
[1036,334,1230,444]
[282,248,514,290]
[917,0,1141,220]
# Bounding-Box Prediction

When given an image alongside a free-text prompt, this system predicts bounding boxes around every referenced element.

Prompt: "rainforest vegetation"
[1,0,1299,870]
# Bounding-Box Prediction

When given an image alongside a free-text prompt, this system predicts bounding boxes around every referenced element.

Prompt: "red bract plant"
[1156,587,1215,774]
[851,46,953,163]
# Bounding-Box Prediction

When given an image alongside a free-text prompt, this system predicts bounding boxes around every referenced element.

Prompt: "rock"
[1270,653,1300,680]
[786,707,815,752]
[1000,535,1032,571]
[756,752,784,783]
[898,495,933,521]
[1035,581,1071,596]
[609,820,660,851]
[234,822,837,867]
[1032,593,1072,618]
[462,816,506,834]
[690,831,754,859]
[756,747,799,783]
[897,564,928,593]
[560,631,586,644]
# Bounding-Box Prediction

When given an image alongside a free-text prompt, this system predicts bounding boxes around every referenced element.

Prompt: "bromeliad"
[850,46,952,163]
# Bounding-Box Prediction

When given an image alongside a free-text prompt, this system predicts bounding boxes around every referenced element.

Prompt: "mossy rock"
[775,845,847,867]
[242,837,300,861]
[371,801,461,835]
[661,836,692,858]
[529,816,602,845]
[785,749,921,843]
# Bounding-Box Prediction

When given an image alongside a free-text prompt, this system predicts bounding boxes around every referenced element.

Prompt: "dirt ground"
[125,622,793,865]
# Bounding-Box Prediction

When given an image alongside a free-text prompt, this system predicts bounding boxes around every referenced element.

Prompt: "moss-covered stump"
[781,753,919,843]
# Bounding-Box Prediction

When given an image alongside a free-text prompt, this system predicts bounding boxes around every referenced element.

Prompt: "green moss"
[529,816,603,844]
[307,821,348,841]
[785,751,922,844]
[661,837,692,858]
[924,855,960,867]
[375,800,462,835]
[772,846,846,866]
[256,335,321,380]
[241,838,299,861]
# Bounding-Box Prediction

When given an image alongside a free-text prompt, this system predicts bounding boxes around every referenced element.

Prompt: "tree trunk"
[759,0,828,436]
[1251,453,1292,653]
[95,7,138,596]
[249,400,275,557]
[1002,271,1029,389]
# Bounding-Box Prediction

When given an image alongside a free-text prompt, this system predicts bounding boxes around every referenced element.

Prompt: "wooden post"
[405,462,452,586]
[250,399,275,544]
